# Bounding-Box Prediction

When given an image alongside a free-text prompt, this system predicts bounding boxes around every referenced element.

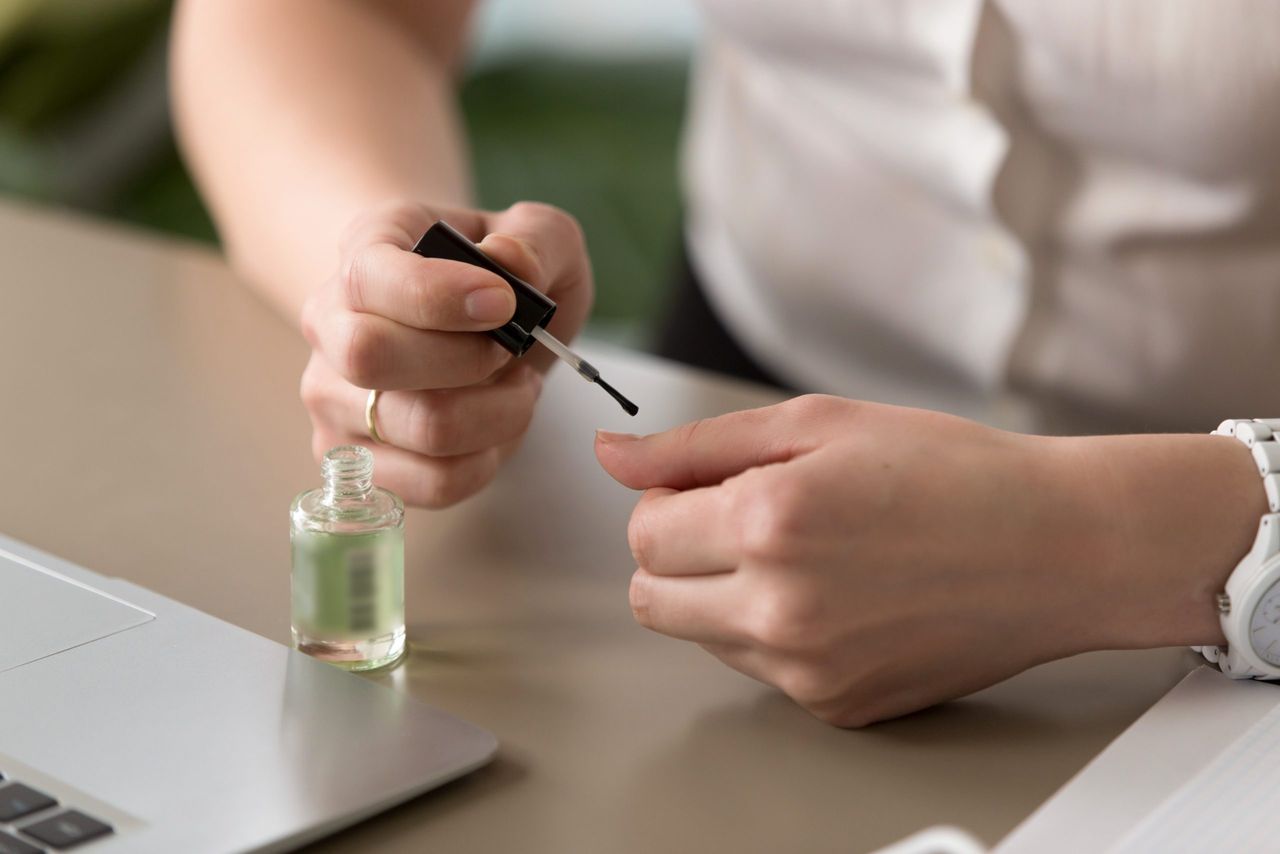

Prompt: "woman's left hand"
[594,395,1261,727]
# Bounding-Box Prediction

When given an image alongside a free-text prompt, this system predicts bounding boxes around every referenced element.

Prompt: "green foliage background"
[0,1,688,343]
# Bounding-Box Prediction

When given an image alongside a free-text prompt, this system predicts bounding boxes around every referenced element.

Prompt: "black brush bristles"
[594,376,639,416]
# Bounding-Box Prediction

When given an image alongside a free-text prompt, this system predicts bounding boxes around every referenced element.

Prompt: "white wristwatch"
[1194,419,1280,679]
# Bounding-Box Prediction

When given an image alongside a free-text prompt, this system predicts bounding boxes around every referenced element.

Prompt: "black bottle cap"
[410,221,556,357]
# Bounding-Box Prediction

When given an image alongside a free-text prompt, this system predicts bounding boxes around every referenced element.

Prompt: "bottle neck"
[321,445,374,503]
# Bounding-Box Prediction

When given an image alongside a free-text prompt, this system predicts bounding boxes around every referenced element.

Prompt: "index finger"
[478,201,587,298]
[338,202,487,258]
[594,402,819,492]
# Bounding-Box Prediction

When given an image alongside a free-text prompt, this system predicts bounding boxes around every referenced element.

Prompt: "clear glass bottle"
[290,445,405,671]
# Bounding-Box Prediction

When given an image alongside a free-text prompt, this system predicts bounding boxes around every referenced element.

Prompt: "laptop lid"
[0,535,497,853]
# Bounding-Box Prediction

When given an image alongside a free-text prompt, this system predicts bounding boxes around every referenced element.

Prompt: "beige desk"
[0,199,1197,853]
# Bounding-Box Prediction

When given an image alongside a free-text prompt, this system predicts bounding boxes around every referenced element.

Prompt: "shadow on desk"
[603,648,1196,852]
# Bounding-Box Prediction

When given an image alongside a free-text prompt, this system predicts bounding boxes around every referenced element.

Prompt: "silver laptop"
[0,533,497,853]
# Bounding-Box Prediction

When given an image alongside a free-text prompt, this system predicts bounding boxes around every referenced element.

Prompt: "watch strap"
[1197,419,1280,678]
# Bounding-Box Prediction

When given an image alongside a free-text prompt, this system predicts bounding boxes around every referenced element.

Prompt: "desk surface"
[0,199,1196,853]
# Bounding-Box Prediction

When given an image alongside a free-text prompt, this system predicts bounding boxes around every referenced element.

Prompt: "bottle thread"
[322,445,374,501]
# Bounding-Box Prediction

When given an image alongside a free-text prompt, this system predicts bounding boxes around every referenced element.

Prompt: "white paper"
[1110,696,1280,851]
[997,667,1280,853]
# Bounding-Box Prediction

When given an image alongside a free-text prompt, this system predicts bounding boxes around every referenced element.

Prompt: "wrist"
[1049,433,1266,652]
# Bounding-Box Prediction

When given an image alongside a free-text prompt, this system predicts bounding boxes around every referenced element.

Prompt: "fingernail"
[465,287,514,322]
[596,430,639,444]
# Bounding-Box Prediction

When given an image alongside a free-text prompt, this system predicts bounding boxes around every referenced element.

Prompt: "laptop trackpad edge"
[0,552,154,673]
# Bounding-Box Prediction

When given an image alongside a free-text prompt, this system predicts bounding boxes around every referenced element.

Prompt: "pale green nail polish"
[290,445,405,671]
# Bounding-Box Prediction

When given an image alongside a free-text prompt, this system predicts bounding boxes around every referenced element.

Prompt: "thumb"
[594,404,815,491]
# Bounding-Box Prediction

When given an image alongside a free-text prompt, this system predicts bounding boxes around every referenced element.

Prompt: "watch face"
[1250,580,1280,666]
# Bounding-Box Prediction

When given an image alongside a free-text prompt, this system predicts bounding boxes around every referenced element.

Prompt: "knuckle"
[392,259,438,331]
[298,359,328,414]
[414,395,460,456]
[738,478,809,561]
[299,296,323,347]
[508,200,548,218]
[510,200,567,227]
[783,393,845,422]
[490,232,545,287]
[342,245,378,309]
[675,418,705,444]
[546,205,585,246]
[335,315,384,388]
[509,200,585,251]
[629,571,653,628]
[747,591,803,650]
[748,589,819,652]
[670,417,712,455]
[626,509,655,568]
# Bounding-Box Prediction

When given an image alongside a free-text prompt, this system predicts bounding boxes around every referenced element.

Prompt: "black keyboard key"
[0,830,42,854]
[0,784,56,822]
[21,811,112,849]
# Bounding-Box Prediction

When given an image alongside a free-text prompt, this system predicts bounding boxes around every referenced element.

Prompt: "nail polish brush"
[411,221,638,416]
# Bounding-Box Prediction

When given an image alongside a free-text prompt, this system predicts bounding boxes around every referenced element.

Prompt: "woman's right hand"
[299,200,594,507]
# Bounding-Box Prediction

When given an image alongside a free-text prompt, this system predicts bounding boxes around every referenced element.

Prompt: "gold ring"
[365,389,385,444]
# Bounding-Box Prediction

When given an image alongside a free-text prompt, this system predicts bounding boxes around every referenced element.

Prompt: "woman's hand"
[301,200,592,507]
[595,395,1265,727]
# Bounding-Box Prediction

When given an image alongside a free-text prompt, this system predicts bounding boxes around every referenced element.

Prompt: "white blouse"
[682,0,1280,433]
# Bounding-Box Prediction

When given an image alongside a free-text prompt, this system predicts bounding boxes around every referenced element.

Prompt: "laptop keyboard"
[0,773,113,851]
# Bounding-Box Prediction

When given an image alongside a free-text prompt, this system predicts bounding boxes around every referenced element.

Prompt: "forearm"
[171,0,474,321]
[1053,433,1267,651]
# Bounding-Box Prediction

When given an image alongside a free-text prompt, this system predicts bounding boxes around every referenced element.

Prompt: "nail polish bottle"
[290,445,405,671]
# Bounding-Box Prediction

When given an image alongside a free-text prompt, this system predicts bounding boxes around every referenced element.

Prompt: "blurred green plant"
[0,0,161,129]
[0,0,172,198]
[0,2,687,342]
[463,58,686,341]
